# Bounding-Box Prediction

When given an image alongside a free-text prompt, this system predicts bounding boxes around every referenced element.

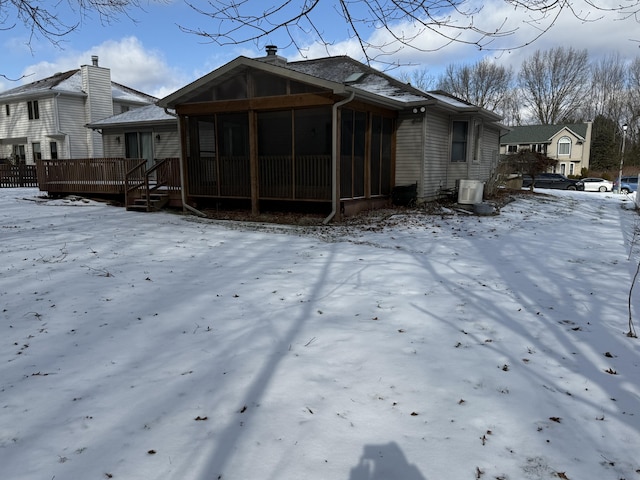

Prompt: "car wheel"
[622,188,630,194]
[567,185,576,190]
[599,186,607,192]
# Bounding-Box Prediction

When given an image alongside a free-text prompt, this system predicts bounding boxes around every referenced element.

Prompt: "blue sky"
[1,0,639,98]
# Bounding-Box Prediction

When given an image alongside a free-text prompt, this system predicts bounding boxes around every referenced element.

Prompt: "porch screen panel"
[257,110,292,198]
[353,111,366,198]
[371,116,382,196]
[381,117,393,195]
[294,107,331,200]
[340,109,366,199]
[218,113,250,197]
[340,109,354,198]
[187,116,217,196]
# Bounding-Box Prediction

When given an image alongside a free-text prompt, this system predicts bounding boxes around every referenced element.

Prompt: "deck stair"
[127,192,170,212]
[125,158,180,212]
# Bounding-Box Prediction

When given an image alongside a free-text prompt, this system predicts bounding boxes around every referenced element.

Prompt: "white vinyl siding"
[57,95,90,158]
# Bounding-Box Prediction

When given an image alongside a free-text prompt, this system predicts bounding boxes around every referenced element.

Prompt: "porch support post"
[249,110,260,216]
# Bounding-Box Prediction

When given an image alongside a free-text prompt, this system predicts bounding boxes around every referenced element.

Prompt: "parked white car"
[576,177,613,192]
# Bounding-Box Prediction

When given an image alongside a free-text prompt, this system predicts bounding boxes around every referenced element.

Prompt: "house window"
[473,122,482,162]
[27,100,39,120]
[13,145,26,164]
[507,145,517,153]
[32,142,41,161]
[121,106,130,113]
[451,121,468,162]
[50,142,58,160]
[532,144,546,153]
[569,163,575,175]
[5,104,9,116]
[560,163,566,174]
[558,136,571,155]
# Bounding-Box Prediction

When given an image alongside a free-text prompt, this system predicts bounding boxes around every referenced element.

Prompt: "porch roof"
[158,54,503,123]
[86,104,177,129]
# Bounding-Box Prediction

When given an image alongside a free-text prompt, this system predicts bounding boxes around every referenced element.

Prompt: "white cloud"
[292,0,640,76]
[17,37,191,98]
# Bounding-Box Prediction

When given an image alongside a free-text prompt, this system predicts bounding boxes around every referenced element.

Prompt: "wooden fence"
[0,164,38,187]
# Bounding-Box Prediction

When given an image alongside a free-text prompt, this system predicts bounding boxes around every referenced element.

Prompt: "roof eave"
[86,119,177,129]
[158,56,347,109]
[0,89,87,102]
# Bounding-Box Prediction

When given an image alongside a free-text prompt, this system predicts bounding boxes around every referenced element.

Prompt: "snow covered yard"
[1,187,639,480]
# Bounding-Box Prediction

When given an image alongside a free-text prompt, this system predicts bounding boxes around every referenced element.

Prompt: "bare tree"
[436,59,513,113]
[627,58,640,134]
[398,68,437,92]
[583,53,627,122]
[518,47,590,124]
[1,0,142,49]
[179,0,640,65]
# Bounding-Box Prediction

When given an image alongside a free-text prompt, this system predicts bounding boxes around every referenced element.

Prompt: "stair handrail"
[125,158,180,211]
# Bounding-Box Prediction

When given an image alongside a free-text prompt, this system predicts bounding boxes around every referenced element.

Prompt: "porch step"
[127,193,170,212]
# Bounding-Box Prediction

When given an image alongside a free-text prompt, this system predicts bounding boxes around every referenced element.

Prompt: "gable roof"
[158,55,502,122]
[87,104,177,129]
[0,70,157,105]
[501,123,589,145]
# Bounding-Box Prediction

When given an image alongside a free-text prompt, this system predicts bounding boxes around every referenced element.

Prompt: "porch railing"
[187,154,331,200]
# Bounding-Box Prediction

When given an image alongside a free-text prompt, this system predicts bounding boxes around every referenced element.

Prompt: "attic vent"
[345,72,365,83]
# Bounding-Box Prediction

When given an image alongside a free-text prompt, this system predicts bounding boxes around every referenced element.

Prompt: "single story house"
[500,122,593,176]
[153,47,505,219]
[87,104,180,171]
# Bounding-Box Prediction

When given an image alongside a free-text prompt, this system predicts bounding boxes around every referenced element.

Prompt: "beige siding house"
[395,91,503,201]
[500,122,593,176]
[87,105,180,170]
[153,49,505,217]
[0,56,156,164]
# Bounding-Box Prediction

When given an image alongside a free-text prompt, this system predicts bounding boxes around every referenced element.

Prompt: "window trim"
[27,100,39,120]
[450,120,468,163]
[32,142,42,161]
[557,136,571,156]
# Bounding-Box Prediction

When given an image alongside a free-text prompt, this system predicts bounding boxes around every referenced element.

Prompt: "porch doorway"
[125,132,154,171]
[13,145,26,164]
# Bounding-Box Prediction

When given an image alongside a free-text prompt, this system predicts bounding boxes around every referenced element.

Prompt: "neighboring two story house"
[0,56,156,164]
[500,122,593,176]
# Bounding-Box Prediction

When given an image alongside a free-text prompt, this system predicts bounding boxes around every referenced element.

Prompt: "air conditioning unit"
[458,179,484,204]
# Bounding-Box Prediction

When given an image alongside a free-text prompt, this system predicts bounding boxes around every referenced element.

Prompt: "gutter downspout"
[323,91,355,225]
[168,108,207,217]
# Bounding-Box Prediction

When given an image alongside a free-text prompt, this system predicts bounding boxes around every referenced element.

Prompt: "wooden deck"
[36,158,182,210]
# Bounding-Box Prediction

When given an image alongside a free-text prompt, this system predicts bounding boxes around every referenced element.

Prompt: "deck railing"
[36,158,145,194]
